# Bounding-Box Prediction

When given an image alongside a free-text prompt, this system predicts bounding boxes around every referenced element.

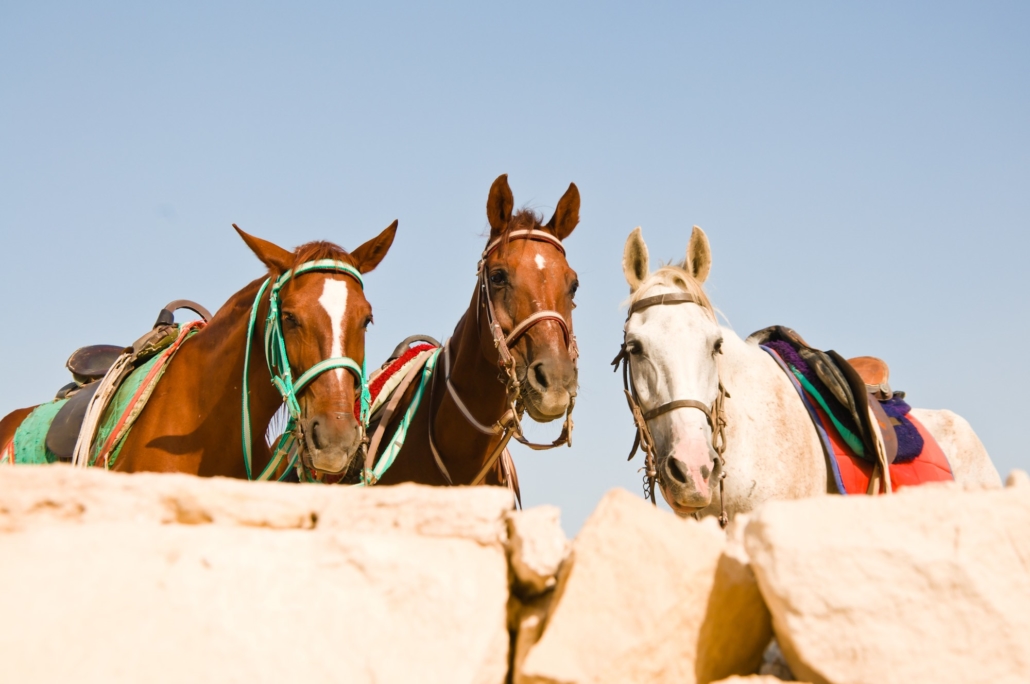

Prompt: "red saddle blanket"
[359,344,438,414]
[811,401,953,494]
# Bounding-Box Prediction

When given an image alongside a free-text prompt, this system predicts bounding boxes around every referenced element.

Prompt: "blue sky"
[2,2,1027,532]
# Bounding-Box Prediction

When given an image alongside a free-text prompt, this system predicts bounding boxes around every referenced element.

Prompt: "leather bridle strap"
[643,398,715,425]
[628,291,701,316]
[613,288,730,525]
[426,228,576,488]
[481,229,566,259]
[442,338,502,436]
[504,310,571,347]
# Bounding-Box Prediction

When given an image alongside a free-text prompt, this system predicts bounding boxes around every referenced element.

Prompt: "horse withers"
[616,225,1001,521]
[352,175,581,490]
[0,222,397,480]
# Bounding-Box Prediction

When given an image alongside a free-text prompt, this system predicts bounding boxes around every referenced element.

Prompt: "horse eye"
[488,270,508,286]
[713,338,724,355]
[363,314,374,329]
[626,340,642,355]
[282,311,299,328]
[570,279,579,298]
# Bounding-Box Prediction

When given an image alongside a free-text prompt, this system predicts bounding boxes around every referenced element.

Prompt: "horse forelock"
[627,265,715,320]
[493,209,551,250]
[289,240,354,272]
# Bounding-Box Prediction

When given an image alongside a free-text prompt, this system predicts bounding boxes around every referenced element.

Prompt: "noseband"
[241,259,371,481]
[427,229,577,487]
[611,291,730,526]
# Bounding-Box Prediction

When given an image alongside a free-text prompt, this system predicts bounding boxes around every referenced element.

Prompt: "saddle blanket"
[6,321,201,468]
[761,343,954,495]
[362,344,438,417]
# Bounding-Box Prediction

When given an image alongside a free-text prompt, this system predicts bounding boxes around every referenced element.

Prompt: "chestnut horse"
[0,223,397,479]
[349,175,581,490]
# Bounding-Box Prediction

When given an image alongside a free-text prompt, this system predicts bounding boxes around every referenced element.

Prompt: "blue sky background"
[2,2,1027,533]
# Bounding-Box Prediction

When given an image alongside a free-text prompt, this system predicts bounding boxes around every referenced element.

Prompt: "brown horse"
[0,223,397,479]
[358,175,581,488]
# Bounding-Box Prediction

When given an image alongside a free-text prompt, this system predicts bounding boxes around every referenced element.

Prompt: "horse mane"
[628,264,716,320]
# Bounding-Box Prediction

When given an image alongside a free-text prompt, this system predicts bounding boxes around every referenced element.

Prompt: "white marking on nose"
[534,254,546,270]
[318,279,350,381]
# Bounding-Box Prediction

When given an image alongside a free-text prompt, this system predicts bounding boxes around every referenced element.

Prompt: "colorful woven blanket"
[761,343,953,495]
[364,344,438,415]
[8,322,201,468]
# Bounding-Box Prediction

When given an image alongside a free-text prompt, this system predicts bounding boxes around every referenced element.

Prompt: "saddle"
[747,326,900,464]
[44,300,212,462]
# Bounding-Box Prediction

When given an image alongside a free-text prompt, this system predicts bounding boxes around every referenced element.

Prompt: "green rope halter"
[241,259,371,481]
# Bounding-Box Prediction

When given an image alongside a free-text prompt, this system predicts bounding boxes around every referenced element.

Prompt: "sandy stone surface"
[745,482,1030,684]
[0,466,513,684]
[517,489,770,684]
[507,504,570,596]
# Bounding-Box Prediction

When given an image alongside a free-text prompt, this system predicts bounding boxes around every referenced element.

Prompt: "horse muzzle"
[658,450,718,515]
[299,412,364,475]
[522,357,577,422]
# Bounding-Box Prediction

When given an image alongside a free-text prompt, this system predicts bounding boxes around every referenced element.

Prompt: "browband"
[482,229,566,260]
[628,292,700,316]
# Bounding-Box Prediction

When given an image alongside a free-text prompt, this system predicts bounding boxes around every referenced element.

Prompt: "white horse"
[619,225,1001,519]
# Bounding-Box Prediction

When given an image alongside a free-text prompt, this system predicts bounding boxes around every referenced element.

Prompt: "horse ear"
[350,220,398,274]
[486,174,514,236]
[685,225,711,283]
[234,224,293,273]
[622,227,650,293]
[546,182,580,240]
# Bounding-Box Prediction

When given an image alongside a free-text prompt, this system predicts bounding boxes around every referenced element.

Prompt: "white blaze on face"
[534,254,546,270]
[318,278,350,381]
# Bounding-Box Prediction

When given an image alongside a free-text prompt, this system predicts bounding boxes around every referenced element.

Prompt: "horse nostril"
[532,361,550,390]
[310,421,326,450]
[667,458,690,485]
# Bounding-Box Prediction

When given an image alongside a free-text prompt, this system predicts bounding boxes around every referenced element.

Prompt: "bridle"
[241,259,371,481]
[611,291,730,527]
[427,228,578,486]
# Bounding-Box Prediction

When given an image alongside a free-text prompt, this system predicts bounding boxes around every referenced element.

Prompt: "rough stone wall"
[1,466,1027,684]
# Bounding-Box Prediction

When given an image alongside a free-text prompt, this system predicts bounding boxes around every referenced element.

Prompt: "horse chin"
[660,485,712,517]
[522,390,571,423]
[306,447,358,476]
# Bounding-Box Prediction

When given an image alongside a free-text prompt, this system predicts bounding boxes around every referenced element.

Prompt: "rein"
[426,229,577,486]
[241,259,371,481]
[611,290,731,527]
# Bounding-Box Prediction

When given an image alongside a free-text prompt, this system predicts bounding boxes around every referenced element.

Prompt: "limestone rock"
[745,485,1030,684]
[507,504,569,596]
[0,466,512,684]
[517,489,771,684]
[712,677,806,684]
[1006,468,1029,488]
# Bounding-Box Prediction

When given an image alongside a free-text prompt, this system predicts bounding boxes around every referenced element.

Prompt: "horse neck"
[429,286,511,484]
[165,277,282,472]
[715,327,829,512]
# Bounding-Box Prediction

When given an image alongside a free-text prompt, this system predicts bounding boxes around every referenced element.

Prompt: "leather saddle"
[44,300,212,462]
[748,326,900,464]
